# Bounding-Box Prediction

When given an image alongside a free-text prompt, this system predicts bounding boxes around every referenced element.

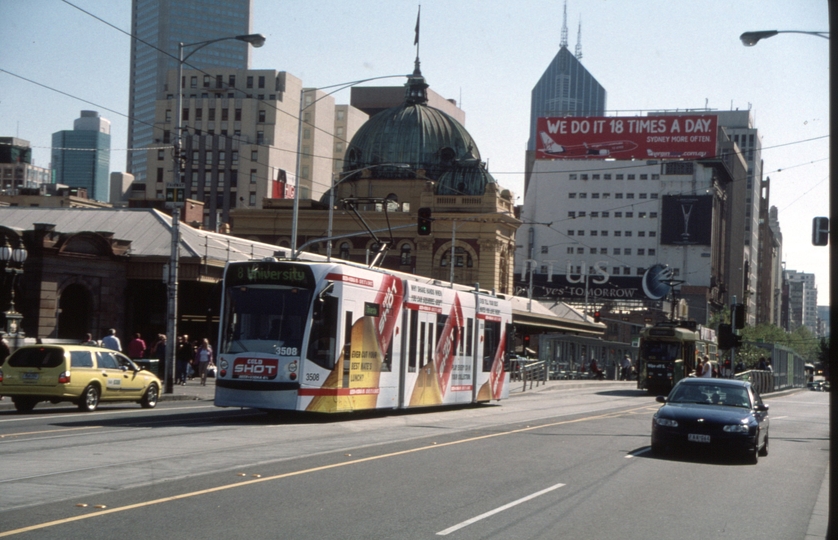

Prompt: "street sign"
[165,183,185,208]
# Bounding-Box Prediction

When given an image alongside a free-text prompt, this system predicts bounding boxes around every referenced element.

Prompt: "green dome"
[342,66,495,196]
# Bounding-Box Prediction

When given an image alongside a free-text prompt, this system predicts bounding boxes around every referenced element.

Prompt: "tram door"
[403,308,439,407]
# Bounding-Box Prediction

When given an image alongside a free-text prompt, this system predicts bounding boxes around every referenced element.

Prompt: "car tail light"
[0,369,4,382]
[58,371,71,384]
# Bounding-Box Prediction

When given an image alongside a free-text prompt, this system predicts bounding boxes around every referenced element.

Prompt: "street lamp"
[289,75,410,259]
[739,30,828,46]
[0,237,28,345]
[166,33,265,393]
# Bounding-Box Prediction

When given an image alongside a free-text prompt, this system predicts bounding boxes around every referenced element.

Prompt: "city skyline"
[0,0,829,301]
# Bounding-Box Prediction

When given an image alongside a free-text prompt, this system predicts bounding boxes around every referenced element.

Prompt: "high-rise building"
[785,270,818,334]
[145,68,303,229]
[51,111,111,202]
[0,137,50,193]
[128,0,253,183]
[524,2,606,195]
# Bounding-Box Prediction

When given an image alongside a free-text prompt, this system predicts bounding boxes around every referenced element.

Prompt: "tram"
[214,258,512,413]
[637,322,717,394]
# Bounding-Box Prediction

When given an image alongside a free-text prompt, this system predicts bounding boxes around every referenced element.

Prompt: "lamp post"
[742,26,833,538]
[0,237,28,348]
[166,33,265,394]
[739,30,828,46]
[289,75,409,259]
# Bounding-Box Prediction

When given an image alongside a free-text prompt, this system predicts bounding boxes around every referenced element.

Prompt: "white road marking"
[436,482,566,536]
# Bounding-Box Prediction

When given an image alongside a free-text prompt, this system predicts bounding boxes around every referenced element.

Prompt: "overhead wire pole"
[166,33,265,394]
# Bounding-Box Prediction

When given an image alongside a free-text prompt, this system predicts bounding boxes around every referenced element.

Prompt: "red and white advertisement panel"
[535,115,717,160]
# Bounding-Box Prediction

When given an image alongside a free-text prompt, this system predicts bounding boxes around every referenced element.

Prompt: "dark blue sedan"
[651,377,769,464]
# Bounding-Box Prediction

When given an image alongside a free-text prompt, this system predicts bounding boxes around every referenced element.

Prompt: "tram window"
[466,319,473,356]
[436,314,448,344]
[308,294,338,370]
[419,323,426,368]
[343,311,353,369]
[483,320,500,372]
[408,310,418,372]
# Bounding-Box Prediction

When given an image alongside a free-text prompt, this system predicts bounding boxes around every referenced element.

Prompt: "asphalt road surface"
[0,384,828,539]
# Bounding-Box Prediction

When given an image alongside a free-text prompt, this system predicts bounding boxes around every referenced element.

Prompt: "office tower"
[51,111,111,202]
[128,0,253,183]
[785,270,818,334]
[524,2,606,194]
[0,137,50,193]
[146,68,302,229]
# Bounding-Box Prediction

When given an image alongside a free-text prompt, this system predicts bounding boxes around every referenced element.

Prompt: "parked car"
[651,377,769,464]
[0,345,161,413]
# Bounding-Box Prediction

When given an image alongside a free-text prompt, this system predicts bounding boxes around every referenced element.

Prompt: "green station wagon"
[0,345,161,413]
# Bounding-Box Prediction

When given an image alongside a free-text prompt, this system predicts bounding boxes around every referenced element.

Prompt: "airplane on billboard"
[539,132,638,158]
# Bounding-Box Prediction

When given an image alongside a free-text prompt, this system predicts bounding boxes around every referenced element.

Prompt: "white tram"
[214,258,513,413]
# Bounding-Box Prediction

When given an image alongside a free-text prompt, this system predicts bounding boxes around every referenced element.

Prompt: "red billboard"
[535,115,717,160]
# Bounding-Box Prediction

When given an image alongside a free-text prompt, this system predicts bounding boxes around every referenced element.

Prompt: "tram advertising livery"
[637,322,717,395]
[214,259,513,413]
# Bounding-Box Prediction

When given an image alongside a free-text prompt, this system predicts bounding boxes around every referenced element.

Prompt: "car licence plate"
[688,433,710,443]
[22,372,39,382]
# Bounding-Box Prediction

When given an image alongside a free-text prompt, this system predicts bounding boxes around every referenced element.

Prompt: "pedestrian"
[195,338,214,386]
[694,358,703,378]
[620,354,633,380]
[80,333,99,346]
[757,356,767,371]
[701,356,713,378]
[175,334,194,386]
[589,357,604,380]
[101,329,122,352]
[153,334,167,361]
[127,333,147,360]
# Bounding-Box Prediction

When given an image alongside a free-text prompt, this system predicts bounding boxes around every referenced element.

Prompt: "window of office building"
[258,76,265,88]
[569,193,576,199]
[235,108,242,121]
[246,76,253,88]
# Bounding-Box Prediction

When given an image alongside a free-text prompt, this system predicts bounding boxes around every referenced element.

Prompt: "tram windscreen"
[641,340,682,362]
[222,285,313,354]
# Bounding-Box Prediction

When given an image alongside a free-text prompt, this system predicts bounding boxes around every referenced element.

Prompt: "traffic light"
[718,323,734,349]
[417,207,432,235]
[523,334,531,349]
[593,310,601,323]
[812,216,829,246]
[732,303,745,329]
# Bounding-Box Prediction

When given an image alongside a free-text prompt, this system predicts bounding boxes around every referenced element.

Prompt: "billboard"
[514,263,675,302]
[535,115,717,160]
[660,195,713,245]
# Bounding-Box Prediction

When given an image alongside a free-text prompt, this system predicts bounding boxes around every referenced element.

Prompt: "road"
[0,383,828,539]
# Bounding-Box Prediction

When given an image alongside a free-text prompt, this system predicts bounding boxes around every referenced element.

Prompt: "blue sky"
[0,0,829,300]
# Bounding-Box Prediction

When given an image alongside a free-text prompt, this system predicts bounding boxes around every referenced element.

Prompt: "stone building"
[229,63,521,295]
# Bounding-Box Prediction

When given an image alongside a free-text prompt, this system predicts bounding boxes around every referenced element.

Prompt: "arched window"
[440,247,473,268]
[339,242,350,260]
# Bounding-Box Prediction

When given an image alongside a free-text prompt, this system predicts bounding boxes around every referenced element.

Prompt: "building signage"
[535,115,717,160]
[660,195,713,245]
[514,263,674,302]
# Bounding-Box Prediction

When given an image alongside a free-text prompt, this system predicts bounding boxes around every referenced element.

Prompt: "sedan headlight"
[723,424,750,433]
[654,417,678,427]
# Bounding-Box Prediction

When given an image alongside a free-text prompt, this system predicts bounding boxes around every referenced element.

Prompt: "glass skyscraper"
[52,111,111,202]
[127,0,253,182]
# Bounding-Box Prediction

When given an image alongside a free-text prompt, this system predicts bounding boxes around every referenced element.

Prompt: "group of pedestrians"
[84,329,215,386]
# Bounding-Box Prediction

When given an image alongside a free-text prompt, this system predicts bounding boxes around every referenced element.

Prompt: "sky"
[0,0,830,302]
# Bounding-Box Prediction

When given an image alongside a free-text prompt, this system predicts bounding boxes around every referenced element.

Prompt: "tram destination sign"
[226,261,314,288]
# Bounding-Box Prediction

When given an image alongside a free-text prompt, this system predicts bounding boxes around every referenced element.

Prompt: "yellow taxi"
[0,344,161,413]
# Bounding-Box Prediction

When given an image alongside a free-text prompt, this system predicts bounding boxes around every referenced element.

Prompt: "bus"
[214,258,513,413]
[637,322,717,395]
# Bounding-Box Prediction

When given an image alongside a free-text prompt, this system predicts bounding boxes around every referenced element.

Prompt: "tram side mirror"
[313,282,335,323]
